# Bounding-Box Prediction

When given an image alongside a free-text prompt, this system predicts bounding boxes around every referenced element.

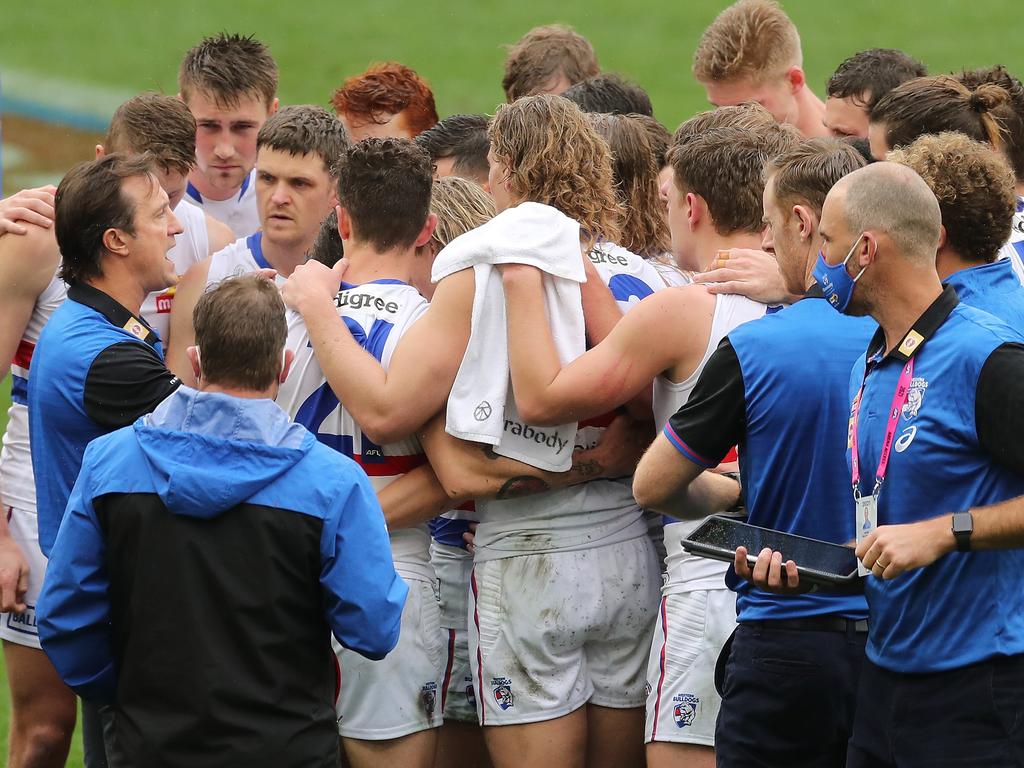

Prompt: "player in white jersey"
[167,105,347,385]
[90,94,235,339]
[177,33,280,237]
[498,117,799,768]
[276,139,446,768]
[0,217,73,768]
[284,96,661,768]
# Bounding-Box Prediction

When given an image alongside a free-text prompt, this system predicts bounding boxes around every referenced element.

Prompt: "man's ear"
[279,348,294,384]
[102,227,131,257]
[685,192,705,231]
[414,213,439,248]
[95,144,106,159]
[187,345,201,384]
[856,233,877,268]
[792,204,818,242]
[786,66,806,93]
[336,205,353,242]
[936,224,948,253]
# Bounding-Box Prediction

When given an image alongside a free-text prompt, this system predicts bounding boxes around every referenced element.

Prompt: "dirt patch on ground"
[3,115,102,195]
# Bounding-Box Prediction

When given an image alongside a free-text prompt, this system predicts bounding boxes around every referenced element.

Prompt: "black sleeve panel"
[84,341,181,429]
[977,342,1024,476]
[666,338,746,467]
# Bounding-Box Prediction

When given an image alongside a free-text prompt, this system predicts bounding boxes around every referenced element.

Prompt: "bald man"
[803,162,1024,767]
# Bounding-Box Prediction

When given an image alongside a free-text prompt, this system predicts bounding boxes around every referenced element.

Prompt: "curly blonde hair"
[488,95,622,247]
[588,113,670,257]
[429,176,496,248]
[888,132,1016,263]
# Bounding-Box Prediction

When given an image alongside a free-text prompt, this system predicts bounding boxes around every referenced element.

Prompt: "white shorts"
[470,535,660,726]
[440,627,478,723]
[644,588,737,746]
[0,506,46,649]
[335,577,445,740]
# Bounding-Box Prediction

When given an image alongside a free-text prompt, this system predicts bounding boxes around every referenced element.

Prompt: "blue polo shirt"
[665,291,876,621]
[850,286,1024,673]
[29,283,180,556]
[946,258,1024,328]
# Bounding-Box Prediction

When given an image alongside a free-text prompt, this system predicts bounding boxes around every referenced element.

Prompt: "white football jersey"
[998,196,1024,285]
[206,233,285,288]
[183,169,260,239]
[1,271,67,510]
[588,241,670,312]
[277,279,434,582]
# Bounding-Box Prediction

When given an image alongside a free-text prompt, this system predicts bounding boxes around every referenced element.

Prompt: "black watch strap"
[951,511,973,553]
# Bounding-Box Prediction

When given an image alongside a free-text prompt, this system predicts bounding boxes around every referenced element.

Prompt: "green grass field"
[3,1,1024,764]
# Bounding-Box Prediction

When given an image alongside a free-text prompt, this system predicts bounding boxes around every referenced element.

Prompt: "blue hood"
[133,387,314,518]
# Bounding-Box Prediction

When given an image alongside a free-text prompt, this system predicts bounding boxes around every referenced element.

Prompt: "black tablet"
[682,515,862,588]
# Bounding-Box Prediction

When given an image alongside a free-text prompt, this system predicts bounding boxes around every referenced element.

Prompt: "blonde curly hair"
[488,95,622,247]
[429,176,496,248]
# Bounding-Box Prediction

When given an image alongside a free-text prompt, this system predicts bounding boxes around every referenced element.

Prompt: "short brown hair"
[257,105,350,176]
[826,49,927,111]
[336,138,434,251]
[888,132,1016,263]
[502,24,600,103]
[766,137,867,218]
[870,75,1009,152]
[56,153,156,285]
[669,123,798,235]
[589,113,670,257]
[105,93,197,176]
[956,66,1024,180]
[193,275,287,390]
[489,95,622,247]
[414,114,491,183]
[672,103,780,147]
[430,176,496,249]
[693,0,801,85]
[330,62,439,137]
[178,33,278,107]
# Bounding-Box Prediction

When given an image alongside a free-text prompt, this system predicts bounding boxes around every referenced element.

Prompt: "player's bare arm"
[204,213,235,254]
[501,263,711,425]
[377,463,461,531]
[633,433,741,519]
[0,224,58,612]
[283,260,474,445]
[418,411,648,503]
[166,255,212,386]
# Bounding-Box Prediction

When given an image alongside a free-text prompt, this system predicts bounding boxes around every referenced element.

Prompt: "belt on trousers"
[743,616,869,633]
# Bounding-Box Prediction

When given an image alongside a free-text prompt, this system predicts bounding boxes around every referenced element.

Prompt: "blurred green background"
[3,0,1024,764]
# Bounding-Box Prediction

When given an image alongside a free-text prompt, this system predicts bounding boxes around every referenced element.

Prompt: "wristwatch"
[951,511,974,553]
[721,471,744,516]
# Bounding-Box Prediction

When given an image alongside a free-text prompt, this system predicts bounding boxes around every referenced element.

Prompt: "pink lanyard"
[849,357,915,498]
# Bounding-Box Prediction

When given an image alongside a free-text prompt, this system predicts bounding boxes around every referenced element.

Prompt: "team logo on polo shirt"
[902,378,929,420]
[122,317,148,340]
[898,330,924,357]
[491,677,514,710]
[672,693,700,728]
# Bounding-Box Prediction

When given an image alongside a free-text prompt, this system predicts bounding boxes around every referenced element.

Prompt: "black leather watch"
[951,511,974,553]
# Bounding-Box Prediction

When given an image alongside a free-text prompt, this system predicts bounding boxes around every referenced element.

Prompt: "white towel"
[431,202,586,472]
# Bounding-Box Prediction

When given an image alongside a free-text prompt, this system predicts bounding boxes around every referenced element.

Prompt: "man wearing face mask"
[633,138,876,768]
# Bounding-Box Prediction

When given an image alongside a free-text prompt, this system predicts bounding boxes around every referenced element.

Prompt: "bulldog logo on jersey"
[902,378,929,420]
[421,682,437,717]
[465,678,477,709]
[672,693,699,728]
[491,677,514,710]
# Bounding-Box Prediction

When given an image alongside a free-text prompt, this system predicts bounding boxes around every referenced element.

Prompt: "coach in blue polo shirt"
[28,153,184,768]
[633,138,875,768]
[29,154,183,559]
[812,161,1024,767]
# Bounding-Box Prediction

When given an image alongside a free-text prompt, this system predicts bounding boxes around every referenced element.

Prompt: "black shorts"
[714,620,866,768]
[847,654,1024,768]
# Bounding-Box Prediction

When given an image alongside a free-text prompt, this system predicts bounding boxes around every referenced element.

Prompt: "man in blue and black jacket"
[38,274,407,768]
